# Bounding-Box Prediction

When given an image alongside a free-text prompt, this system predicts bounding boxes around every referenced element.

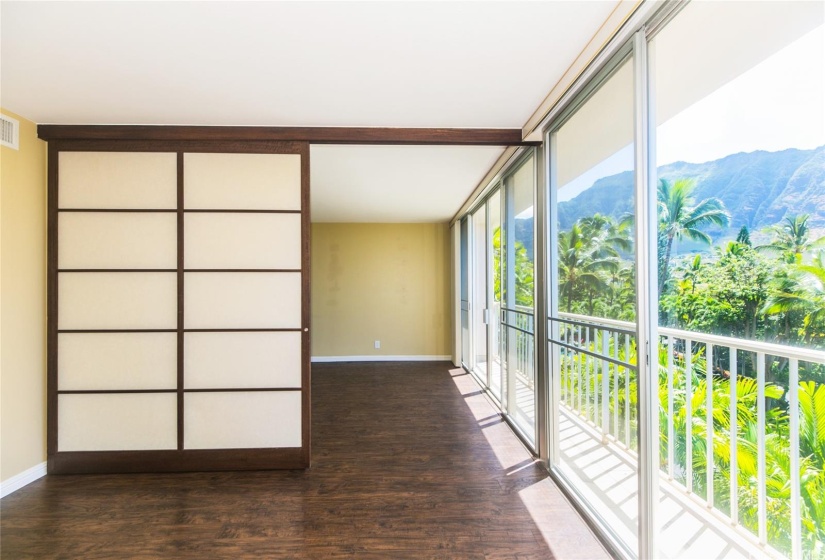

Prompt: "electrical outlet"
[374,340,381,349]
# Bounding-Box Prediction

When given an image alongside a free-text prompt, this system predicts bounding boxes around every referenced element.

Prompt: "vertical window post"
[634,28,659,559]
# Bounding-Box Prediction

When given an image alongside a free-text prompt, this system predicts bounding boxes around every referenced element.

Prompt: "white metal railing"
[502,305,535,389]
[554,311,825,559]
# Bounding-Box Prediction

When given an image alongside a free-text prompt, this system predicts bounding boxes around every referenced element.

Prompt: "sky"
[558,23,825,203]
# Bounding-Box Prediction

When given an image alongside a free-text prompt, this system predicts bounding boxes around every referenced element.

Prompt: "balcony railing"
[553,312,825,559]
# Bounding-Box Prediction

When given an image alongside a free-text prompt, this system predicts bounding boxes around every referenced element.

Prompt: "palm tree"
[679,254,703,294]
[758,214,825,264]
[657,178,730,294]
[558,215,627,314]
[764,251,825,344]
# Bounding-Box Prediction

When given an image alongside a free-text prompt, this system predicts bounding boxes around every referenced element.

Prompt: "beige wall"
[311,223,451,358]
[0,110,47,482]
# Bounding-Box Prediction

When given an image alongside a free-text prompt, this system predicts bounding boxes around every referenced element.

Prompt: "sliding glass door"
[487,191,503,402]
[470,206,488,382]
[502,154,537,446]
[467,189,504,402]
[460,217,470,369]
[547,53,640,556]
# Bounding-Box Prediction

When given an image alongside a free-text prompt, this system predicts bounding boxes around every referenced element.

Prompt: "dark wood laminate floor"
[0,362,609,559]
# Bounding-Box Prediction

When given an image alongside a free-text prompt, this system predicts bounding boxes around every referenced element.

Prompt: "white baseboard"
[1,461,47,499]
[311,355,451,363]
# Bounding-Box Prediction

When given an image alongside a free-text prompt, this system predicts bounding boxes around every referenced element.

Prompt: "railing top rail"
[557,312,825,365]
[659,326,825,364]
[557,312,635,331]
[503,306,534,317]
[550,315,636,337]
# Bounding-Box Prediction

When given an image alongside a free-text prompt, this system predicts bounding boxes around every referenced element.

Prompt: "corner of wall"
[1,108,48,490]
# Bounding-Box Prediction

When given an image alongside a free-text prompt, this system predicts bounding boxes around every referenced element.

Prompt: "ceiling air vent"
[1,114,20,150]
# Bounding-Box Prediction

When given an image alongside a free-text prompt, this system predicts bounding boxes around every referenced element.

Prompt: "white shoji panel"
[58,393,177,451]
[59,152,177,209]
[58,272,177,330]
[59,212,177,269]
[184,213,301,270]
[184,332,301,389]
[58,333,177,391]
[184,391,301,449]
[184,153,301,210]
[184,272,301,329]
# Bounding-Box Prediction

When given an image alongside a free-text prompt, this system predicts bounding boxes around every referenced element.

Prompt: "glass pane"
[652,2,824,558]
[471,207,488,382]
[551,56,638,554]
[503,155,536,445]
[489,190,503,402]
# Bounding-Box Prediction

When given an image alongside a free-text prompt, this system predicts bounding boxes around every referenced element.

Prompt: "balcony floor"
[558,406,774,559]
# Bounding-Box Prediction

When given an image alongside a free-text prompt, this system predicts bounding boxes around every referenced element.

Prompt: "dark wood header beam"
[37,125,538,146]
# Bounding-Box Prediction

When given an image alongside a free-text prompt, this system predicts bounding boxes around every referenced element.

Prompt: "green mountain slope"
[558,146,825,241]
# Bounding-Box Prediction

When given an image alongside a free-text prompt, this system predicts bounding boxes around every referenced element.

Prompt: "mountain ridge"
[558,146,825,242]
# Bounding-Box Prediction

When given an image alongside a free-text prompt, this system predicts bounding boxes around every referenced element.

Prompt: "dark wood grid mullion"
[59,389,178,395]
[177,152,185,451]
[184,209,301,214]
[57,388,301,394]
[183,328,302,333]
[57,328,300,333]
[58,208,177,213]
[57,208,301,214]
[58,269,177,273]
[183,269,301,273]
[47,144,59,465]
[58,329,177,334]
[300,143,312,466]
[57,209,301,214]
[58,269,300,273]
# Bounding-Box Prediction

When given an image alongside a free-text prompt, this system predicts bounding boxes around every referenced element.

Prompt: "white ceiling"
[310,144,505,222]
[1,0,620,221]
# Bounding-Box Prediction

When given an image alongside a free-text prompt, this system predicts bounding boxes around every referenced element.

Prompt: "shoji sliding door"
[48,141,310,473]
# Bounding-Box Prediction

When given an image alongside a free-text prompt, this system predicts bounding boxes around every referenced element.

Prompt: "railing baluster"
[613,331,619,440]
[561,324,567,404]
[625,334,630,449]
[757,352,767,546]
[585,328,591,422]
[685,339,693,493]
[577,325,583,414]
[593,328,599,426]
[706,343,714,509]
[789,358,801,559]
[601,329,609,438]
[668,336,675,479]
[729,348,738,526]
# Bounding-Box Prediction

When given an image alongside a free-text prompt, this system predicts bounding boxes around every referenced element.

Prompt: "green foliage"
[758,214,825,264]
[493,226,534,307]
[736,225,752,246]
[558,213,634,320]
[558,187,825,556]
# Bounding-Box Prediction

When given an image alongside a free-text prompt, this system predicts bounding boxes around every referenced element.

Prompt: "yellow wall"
[0,110,48,483]
[311,223,451,358]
